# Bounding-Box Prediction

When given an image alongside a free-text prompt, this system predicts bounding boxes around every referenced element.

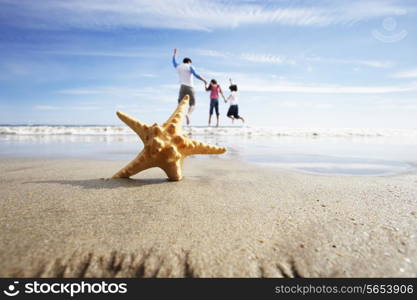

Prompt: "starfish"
[112,95,227,181]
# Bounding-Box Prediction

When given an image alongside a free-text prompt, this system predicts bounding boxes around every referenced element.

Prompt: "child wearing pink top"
[205,79,226,127]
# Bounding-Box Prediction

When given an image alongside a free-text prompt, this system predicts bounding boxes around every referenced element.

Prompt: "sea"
[1,125,417,176]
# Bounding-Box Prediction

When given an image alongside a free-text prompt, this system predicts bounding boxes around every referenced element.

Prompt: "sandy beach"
[0,157,416,277]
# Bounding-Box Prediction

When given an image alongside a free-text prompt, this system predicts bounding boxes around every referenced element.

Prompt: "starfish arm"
[161,161,183,181]
[116,111,150,141]
[112,152,153,178]
[162,95,189,129]
[185,140,227,156]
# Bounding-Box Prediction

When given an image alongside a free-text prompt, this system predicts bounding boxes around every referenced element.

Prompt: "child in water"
[225,79,245,124]
[205,79,225,127]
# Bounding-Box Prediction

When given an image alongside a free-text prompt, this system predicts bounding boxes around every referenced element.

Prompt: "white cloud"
[195,49,296,65]
[195,49,228,58]
[70,106,101,111]
[40,50,157,58]
[243,82,417,94]
[371,97,417,110]
[0,0,411,31]
[279,101,334,109]
[56,85,177,102]
[34,105,100,111]
[391,69,417,78]
[201,69,417,94]
[378,104,417,110]
[57,89,104,96]
[34,105,60,111]
[240,53,296,65]
[57,86,152,96]
[306,56,394,68]
[140,73,157,78]
[195,49,394,69]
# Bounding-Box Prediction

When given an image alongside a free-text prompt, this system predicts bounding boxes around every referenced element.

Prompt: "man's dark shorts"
[178,84,195,106]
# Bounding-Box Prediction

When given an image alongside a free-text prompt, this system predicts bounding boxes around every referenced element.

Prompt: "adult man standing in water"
[172,48,207,125]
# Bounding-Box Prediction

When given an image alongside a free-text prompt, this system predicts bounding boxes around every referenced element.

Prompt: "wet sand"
[0,157,416,277]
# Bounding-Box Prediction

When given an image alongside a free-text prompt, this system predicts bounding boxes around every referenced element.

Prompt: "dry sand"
[0,157,416,277]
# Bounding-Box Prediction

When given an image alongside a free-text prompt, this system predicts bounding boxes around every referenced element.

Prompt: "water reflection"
[0,134,416,176]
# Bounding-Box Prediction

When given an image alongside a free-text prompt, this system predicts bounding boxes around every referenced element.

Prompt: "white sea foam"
[0,126,131,135]
[0,125,417,139]
[184,126,417,138]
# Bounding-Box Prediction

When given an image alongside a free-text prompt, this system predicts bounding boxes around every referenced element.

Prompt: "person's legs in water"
[209,98,219,127]
[214,100,220,127]
[208,98,214,126]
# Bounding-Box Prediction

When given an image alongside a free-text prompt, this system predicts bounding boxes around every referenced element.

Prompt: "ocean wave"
[184,127,417,138]
[0,126,131,136]
[0,125,417,138]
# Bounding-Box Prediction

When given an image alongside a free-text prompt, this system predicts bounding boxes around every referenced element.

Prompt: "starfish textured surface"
[112,95,227,181]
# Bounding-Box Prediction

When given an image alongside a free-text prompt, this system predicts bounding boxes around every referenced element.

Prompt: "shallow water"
[1,133,416,176]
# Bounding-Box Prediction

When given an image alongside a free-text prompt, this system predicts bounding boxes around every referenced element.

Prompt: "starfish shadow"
[24,177,170,190]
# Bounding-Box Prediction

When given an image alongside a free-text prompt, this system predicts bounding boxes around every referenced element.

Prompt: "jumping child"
[205,79,225,127]
[225,79,244,124]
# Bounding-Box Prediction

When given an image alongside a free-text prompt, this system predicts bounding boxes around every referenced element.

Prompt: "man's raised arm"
[172,48,178,68]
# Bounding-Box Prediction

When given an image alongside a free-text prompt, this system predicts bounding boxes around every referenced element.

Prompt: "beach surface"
[0,157,416,277]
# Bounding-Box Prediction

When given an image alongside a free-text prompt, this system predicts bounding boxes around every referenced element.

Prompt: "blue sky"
[0,0,416,128]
